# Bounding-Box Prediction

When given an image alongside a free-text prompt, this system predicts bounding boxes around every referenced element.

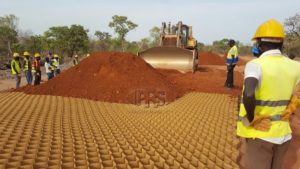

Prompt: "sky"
[0,0,299,44]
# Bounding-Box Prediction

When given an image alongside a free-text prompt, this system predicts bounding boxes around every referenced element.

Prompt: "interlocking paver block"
[0,92,240,168]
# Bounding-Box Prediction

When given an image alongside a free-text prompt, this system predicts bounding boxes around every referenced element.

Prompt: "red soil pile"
[157,66,244,96]
[19,52,185,104]
[198,51,225,65]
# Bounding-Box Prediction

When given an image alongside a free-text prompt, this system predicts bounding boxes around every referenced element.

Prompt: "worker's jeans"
[24,70,32,85]
[15,74,21,88]
[225,64,235,88]
[244,138,290,169]
[34,71,41,86]
[47,72,54,80]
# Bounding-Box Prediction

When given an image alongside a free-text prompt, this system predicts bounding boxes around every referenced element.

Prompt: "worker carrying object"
[11,52,22,88]
[32,53,42,85]
[237,19,300,169]
[23,51,32,85]
[225,39,238,89]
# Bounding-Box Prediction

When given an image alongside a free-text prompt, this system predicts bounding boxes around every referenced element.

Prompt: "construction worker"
[11,52,22,88]
[32,53,42,85]
[53,54,61,75]
[45,57,54,80]
[225,39,238,89]
[23,51,32,85]
[237,19,300,169]
[73,54,79,66]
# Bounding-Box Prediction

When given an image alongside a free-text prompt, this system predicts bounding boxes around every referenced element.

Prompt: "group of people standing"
[10,52,61,88]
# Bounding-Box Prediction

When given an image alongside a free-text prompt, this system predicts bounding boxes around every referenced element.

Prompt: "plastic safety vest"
[32,60,41,73]
[226,45,238,65]
[11,59,21,75]
[23,58,31,71]
[237,55,300,138]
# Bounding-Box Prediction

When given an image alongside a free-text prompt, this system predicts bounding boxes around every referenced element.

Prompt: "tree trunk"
[121,39,125,52]
[7,41,12,55]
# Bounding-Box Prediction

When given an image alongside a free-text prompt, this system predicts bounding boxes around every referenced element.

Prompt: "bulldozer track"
[0,92,240,169]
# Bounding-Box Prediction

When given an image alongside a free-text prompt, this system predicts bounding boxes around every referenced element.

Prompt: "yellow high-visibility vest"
[23,58,30,71]
[11,59,21,75]
[227,45,238,64]
[237,55,300,138]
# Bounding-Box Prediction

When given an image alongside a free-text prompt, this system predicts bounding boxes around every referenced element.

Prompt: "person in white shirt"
[237,19,300,169]
[45,57,54,80]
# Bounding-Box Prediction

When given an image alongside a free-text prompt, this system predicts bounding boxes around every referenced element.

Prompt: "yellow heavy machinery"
[138,21,198,73]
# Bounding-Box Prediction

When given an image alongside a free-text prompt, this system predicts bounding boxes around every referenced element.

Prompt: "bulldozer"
[138,21,198,73]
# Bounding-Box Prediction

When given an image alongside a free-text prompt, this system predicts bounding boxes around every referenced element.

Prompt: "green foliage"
[137,38,151,51]
[0,14,19,55]
[94,31,112,51]
[197,42,205,52]
[45,25,89,57]
[109,15,138,51]
[149,26,160,47]
[212,38,229,54]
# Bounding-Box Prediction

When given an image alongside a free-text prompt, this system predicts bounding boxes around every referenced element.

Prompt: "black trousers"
[34,70,41,86]
[225,64,236,88]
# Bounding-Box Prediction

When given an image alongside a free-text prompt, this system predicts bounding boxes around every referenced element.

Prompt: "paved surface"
[0,92,240,169]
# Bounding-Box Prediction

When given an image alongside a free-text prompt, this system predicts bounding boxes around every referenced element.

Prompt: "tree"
[94,31,112,51]
[108,15,138,51]
[137,38,151,51]
[45,25,89,57]
[28,35,47,53]
[149,26,160,47]
[285,13,300,39]
[284,13,300,57]
[68,25,89,57]
[0,14,19,55]
[44,26,69,53]
[212,38,229,54]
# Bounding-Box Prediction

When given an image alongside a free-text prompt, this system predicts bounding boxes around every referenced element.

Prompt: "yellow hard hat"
[54,54,59,58]
[23,51,30,56]
[34,53,41,58]
[252,19,285,41]
[13,52,20,57]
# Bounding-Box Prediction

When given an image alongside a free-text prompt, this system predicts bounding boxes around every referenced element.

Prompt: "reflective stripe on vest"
[237,55,300,138]
[240,98,290,107]
[11,60,21,75]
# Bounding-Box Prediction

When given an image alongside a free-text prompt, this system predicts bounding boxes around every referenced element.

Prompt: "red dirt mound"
[19,52,185,104]
[158,66,243,96]
[199,51,225,65]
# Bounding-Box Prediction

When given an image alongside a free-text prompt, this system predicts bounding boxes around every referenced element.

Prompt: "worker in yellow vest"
[225,39,238,89]
[11,52,22,88]
[53,54,61,75]
[237,19,300,169]
[23,51,32,85]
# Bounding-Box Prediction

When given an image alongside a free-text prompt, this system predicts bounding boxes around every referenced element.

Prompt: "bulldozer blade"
[138,47,197,73]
